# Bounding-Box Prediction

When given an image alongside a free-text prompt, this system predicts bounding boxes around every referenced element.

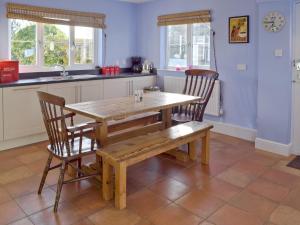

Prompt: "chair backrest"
[37,91,70,156]
[180,69,219,121]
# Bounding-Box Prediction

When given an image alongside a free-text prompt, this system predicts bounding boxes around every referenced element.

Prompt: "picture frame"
[229,15,249,44]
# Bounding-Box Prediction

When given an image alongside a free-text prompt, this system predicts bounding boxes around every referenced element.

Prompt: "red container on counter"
[102,67,109,75]
[114,66,120,75]
[0,60,19,83]
[109,66,115,76]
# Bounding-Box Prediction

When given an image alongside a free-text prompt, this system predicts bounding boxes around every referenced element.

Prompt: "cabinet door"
[103,78,130,99]
[80,80,104,102]
[76,80,104,123]
[47,83,78,104]
[132,76,156,91]
[3,85,47,140]
[0,89,3,141]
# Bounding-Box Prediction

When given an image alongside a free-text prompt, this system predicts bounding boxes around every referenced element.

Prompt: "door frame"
[291,0,300,155]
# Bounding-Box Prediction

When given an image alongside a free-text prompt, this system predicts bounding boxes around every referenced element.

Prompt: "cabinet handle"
[12,86,42,91]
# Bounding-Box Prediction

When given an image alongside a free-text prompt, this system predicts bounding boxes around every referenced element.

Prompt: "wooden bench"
[97,121,213,209]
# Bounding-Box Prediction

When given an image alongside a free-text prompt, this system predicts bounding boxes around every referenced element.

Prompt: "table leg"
[201,131,210,165]
[162,108,172,128]
[188,141,197,161]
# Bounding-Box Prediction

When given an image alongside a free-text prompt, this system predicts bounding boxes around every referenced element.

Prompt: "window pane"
[43,24,69,66]
[74,26,94,64]
[167,25,188,68]
[192,23,210,67]
[10,19,37,65]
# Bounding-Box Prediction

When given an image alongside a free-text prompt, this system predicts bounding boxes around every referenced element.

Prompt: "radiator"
[163,76,221,116]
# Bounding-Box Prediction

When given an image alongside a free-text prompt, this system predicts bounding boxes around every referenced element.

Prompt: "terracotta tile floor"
[1,132,300,225]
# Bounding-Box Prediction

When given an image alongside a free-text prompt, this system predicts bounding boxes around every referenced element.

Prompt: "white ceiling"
[119,0,155,3]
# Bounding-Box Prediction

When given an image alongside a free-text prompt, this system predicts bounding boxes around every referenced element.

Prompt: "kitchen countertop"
[0,73,156,88]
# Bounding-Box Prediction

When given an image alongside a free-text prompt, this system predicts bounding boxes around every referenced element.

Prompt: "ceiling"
[119,0,155,3]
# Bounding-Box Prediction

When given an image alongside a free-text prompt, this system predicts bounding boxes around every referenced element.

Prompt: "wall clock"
[263,12,285,32]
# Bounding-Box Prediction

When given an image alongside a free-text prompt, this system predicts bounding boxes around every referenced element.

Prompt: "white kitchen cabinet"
[0,89,3,141]
[47,82,78,104]
[132,76,156,91]
[103,78,131,99]
[3,85,47,140]
[76,80,104,123]
[79,80,103,102]
[103,76,156,99]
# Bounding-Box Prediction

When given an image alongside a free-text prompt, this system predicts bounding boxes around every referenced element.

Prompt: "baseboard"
[255,138,292,156]
[0,133,48,151]
[204,119,257,142]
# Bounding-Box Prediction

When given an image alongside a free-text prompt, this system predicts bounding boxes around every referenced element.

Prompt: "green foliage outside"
[11,23,69,66]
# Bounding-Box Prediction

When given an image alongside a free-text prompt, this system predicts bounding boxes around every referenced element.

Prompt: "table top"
[65,92,202,121]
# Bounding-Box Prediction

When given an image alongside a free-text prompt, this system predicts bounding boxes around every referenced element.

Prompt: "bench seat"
[97,121,213,209]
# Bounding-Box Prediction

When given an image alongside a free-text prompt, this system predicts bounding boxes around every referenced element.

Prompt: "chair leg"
[77,158,82,177]
[38,153,53,194]
[54,160,67,212]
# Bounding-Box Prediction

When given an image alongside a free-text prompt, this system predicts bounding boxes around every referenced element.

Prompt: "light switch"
[237,64,247,71]
[275,49,283,57]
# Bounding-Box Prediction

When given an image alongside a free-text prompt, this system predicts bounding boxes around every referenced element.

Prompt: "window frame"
[165,23,211,70]
[8,19,99,73]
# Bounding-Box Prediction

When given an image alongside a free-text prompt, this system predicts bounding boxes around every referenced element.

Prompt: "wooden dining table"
[65,92,202,171]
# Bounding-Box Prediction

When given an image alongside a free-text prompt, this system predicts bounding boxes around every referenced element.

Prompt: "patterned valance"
[158,10,211,26]
[7,3,106,29]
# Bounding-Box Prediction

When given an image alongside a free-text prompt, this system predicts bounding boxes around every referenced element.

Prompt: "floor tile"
[230,160,267,178]
[50,180,94,202]
[148,203,203,225]
[170,165,210,187]
[29,202,87,225]
[0,200,26,225]
[201,178,242,201]
[262,169,300,189]
[247,178,289,202]
[208,205,263,225]
[4,175,44,198]
[9,218,34,225]
[15,188,56,215]
[199,222,215,225]
[229,191,277,221]
[0,166,34,185]
[148,178,190,201]
[270,205,300,225]
[127,169,165,187]
[0,187,12,204]
[127,189,170,218]
[70,218,94,225]
[0,158,23,173]
[176,188,224,218]
[16,151,48,164]
[88,207,141,225]
[217,168,253,188]
[282,187,300,211]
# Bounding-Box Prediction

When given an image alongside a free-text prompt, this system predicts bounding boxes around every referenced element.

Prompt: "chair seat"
[172,113,194,124]
[48,136,98,159]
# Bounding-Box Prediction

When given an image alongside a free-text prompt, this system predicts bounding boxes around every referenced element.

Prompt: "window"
[9,19,98,71]
[166,23,210,69]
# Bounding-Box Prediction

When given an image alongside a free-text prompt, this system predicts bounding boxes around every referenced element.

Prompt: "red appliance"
[0,60,19,83]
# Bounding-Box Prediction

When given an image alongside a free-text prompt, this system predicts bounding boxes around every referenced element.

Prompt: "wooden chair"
[172,69,219,123]
[37,91,101,212]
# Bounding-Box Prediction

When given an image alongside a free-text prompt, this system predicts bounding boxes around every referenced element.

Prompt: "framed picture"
[229,15,249,43]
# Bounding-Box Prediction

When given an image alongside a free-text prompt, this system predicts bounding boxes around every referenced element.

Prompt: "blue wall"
[0,0,137,67]
[257,0,292,144]
[136,0,293,145]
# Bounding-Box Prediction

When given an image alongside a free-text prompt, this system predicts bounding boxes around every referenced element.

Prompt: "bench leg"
[115,162,127,210]
[188,141,197,161]
[102,159,113,201]
[201,131,210,165]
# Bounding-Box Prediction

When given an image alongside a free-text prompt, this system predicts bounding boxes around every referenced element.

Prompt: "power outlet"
[237,64,247,71]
